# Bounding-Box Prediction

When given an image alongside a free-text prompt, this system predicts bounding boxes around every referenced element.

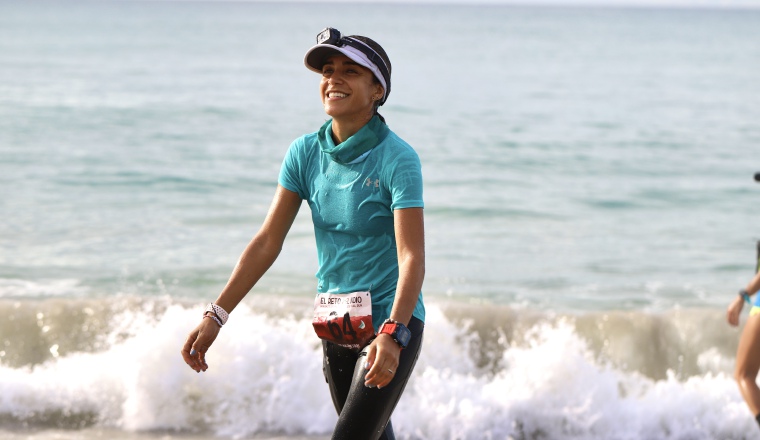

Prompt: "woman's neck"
[330,112,374,144]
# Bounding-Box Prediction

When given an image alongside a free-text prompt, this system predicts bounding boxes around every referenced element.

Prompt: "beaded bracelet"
[204,313,223,328]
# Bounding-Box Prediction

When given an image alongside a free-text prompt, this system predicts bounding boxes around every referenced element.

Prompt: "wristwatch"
[378,319,412,349]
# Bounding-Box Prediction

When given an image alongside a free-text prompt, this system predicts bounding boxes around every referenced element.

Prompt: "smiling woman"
[181,27,426,440]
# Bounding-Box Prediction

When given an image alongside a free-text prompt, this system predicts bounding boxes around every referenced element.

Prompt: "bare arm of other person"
[181,185,302,372]
[728,271,760,327]
[364,207,425,388]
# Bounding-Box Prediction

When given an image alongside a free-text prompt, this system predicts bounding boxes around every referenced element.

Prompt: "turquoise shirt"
[278,117,425,330]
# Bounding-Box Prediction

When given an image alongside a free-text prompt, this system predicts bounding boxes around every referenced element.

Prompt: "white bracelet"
[205,303,229,325]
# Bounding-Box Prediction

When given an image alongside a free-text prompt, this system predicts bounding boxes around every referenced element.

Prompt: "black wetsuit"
[322,317,424,440]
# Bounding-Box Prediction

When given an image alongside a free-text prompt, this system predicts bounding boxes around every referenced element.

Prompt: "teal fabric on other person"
[278,116,425,330]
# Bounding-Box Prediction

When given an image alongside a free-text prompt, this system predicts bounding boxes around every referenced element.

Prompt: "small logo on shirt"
[364,177,380,188]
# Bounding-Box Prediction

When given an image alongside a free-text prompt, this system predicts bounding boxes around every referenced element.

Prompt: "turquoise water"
[2,1,759,309]
[1,2,760,439]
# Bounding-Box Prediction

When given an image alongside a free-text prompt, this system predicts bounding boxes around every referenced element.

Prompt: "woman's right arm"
[181,185,302,371]
[213,185,303,313]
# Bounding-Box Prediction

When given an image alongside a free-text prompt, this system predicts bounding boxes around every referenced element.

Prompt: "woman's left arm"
[389,207,426,325]
[364,207,425,388]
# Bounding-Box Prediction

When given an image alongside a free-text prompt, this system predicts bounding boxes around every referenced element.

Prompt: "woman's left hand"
[364,333,401,389]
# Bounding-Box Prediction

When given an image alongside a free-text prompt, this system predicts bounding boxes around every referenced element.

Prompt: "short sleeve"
[389,148,424,211]
[278,138,308,199]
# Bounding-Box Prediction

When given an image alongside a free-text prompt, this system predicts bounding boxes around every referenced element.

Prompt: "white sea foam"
[0,302,756,439]
[0,278,88,298]
[396,315,754,439]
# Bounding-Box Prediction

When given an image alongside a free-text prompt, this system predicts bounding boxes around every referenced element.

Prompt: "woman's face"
[320,54,383,121]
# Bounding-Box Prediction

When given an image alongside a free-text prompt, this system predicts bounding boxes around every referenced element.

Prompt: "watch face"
[397,325,411,348]
[380,321,411,348]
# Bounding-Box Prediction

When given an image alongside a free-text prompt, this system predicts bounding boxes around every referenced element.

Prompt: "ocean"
[1,1,760,439]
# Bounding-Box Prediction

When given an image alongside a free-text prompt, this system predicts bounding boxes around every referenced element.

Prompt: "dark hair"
[349,35,391,121]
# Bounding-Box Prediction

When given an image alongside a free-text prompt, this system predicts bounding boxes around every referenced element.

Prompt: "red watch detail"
[379,322,398,336]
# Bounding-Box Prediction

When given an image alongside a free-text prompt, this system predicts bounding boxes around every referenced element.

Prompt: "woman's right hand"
[727,295,745,327]
[181,317,221,372]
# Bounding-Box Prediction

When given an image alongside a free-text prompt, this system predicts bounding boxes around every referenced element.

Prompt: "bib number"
[312,291,373,349]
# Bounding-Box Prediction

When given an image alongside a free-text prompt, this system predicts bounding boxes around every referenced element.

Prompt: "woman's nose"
[328,72,344,84]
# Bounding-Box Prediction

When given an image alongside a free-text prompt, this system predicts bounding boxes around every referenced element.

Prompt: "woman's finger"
[181,320,219,372]
[181,331,202,371]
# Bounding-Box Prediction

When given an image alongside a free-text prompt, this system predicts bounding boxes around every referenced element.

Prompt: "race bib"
[312,291,373,350]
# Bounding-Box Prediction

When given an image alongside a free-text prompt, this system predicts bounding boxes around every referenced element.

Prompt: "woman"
[727,269,760,428]
[181,27,425,440]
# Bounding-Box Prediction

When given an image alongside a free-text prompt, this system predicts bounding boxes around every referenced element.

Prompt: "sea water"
[1,1,760,439]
